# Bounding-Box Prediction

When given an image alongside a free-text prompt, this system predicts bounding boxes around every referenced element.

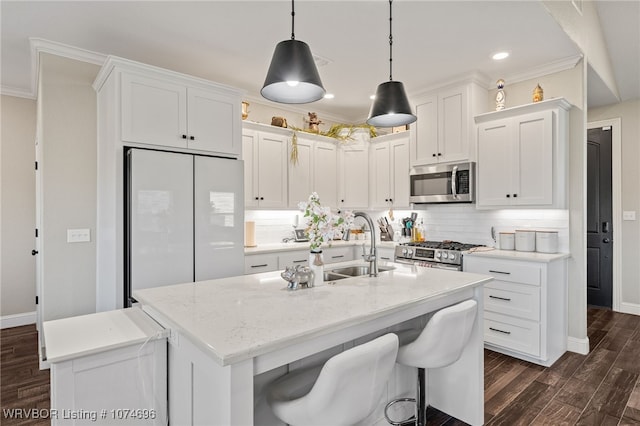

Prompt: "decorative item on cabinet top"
[242,101,250,120]
[532,84,544,103]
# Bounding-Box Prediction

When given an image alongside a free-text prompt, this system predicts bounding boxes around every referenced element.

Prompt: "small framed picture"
[294,229,309,242]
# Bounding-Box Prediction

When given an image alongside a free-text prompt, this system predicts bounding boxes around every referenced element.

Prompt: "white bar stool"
[384,299,478,426]
[266,333,399,426]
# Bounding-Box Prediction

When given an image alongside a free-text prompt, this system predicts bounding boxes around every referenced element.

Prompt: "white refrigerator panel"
[130,149,194,292]
[194,156,244,281]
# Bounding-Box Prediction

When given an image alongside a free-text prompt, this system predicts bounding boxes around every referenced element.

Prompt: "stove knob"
[435,252,441,259]
[402,248,408,256]
[407,249,414,257]
[442,252,449,259]
[449,252,457,261]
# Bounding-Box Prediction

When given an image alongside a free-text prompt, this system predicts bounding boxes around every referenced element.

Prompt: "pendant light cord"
[291,0,296,40]
[388,0,393,81]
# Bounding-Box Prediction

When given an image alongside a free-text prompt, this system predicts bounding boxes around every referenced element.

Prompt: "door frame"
[587,118,621,312]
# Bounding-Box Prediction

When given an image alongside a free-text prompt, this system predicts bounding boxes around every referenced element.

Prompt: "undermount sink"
[324,265,395,281]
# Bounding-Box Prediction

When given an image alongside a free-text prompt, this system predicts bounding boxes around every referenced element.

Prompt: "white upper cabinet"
[312,140,338,208]
[338,139,369,210]
[243,124,289,209]
[288,135,313,208]
[370,132,410,209]
[475,98,571,209]
[95,56,242,157]
[410,81,487,166]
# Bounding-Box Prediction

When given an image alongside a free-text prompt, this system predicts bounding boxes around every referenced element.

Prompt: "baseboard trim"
[619,302,640,316]
[1,311,36,329]
[567,336,590,355]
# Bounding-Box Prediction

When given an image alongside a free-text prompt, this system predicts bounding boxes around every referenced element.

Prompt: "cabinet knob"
[32,249,39,256]
[432,153,436,157]
[190,136,195,141]
[341,199,345,203]
[389,198,393,203]
[385,198,389,202]
[260,197,264,200]
[182,134,187,139]
[513,194,518,198]
[255,197,259,200]
[506,194,511,198]
[437,153,442,156]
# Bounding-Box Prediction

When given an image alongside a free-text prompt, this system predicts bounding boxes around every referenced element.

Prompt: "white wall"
[38,53,100,321]
[588,100,640,310]
[1,95,37,320]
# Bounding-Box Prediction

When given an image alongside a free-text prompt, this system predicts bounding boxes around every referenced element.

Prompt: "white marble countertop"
[43,307,165,363]
[464,247,570,262]
[244,240,397,255]
[133,261,491,367]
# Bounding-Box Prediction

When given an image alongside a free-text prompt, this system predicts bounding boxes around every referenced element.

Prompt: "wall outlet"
[67,228,91,243]
[623,211,636,221]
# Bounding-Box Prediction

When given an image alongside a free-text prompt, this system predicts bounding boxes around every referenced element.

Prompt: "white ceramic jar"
[499,232,515,250]
[536,231,558,253]
[515,230,536,252]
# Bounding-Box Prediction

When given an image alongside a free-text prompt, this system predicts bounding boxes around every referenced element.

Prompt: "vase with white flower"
[298,193,354,286]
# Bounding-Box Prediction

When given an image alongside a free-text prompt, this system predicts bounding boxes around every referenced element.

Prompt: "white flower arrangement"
[298,192,354,251]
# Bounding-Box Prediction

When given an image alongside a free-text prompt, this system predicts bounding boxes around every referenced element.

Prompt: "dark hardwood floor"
[1,307,639,425]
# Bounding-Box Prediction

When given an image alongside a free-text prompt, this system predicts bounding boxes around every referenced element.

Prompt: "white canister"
[536,231,558,253]
[515,230,536,252]
[499,232,515,250]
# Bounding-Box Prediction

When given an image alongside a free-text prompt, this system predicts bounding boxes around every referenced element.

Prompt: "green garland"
[289,124,377,165]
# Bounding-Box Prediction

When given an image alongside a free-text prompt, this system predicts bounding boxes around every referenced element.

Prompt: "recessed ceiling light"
[492,52,509,60]
[324,93,335,99]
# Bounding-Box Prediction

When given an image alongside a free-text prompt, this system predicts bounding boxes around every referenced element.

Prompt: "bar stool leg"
[416,368,426,426]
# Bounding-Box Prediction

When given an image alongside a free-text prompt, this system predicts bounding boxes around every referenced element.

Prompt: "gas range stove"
[394,241,485,270]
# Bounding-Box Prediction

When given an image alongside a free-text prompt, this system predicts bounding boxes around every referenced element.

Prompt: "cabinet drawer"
[484,312,540,357]
[278,251,309,269]
[323,246,355,264]
[484,281,540,321]
[464,257,541,286]
[244,254,278,274]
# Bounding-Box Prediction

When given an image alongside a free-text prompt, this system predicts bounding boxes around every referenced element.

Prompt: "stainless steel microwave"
[409,162,475,203]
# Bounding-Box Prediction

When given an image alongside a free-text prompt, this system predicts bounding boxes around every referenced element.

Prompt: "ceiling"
[1,1,638,123]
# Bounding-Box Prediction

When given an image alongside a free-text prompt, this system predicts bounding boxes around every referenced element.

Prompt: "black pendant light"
[261,0,325,104]
[367,0,417,127]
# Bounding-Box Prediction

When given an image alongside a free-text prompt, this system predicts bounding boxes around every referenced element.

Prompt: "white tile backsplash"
[246,205,570,252]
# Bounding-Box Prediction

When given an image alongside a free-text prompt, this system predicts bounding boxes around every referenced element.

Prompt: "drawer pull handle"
[292,260,307,263]
[331,255,344,259]
[489,295,512,301]
[489,270,511,275]
[380,256,391,260]
[489,327,511,335]
[251,264,268,268]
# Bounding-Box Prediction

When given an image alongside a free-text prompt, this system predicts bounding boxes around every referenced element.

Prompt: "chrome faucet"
[343,211,378,277]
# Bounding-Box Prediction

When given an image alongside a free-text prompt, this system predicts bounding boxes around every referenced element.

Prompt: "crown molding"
[486,54,583,90]
[0,85,36,100]
[28,38,107,99]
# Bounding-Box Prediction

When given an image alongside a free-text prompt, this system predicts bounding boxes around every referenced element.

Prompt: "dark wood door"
[586,126,613,308]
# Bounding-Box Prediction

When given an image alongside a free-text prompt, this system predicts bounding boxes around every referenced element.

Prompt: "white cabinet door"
[312,140,338,208]
[187,88,240,155]
[390,137,410,208]
[477,120,512,208]
[194,156,244,281]
[513,111,553,205]
[242,129,258,208]
[121,73,187,148]
[338,144,369,209]
[438,85,468,163]
[370,141,391,208]
[412,93,438,166]
[288,136,313,208]
[256,132,288,208]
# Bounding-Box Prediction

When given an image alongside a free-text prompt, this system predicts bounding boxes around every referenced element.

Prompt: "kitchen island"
[134,261,491,425]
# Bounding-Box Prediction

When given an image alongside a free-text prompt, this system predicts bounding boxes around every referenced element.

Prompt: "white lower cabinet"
[245,246,359,275]
[463,254,567,366]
